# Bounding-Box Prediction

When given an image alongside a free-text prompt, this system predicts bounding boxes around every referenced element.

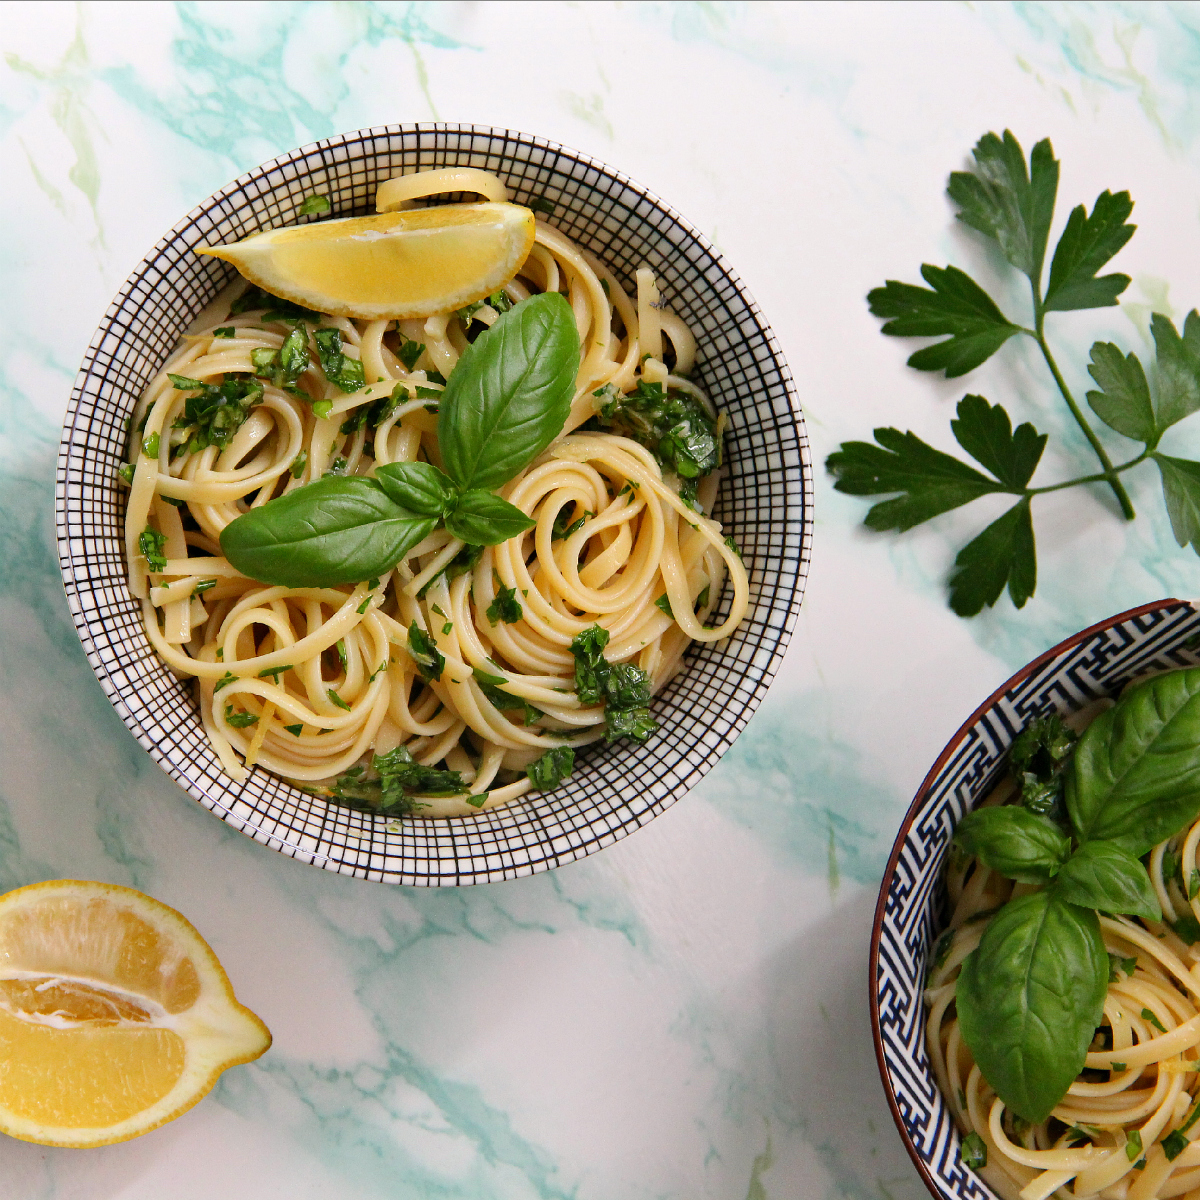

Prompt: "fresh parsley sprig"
[828,130,1200,616]
[951,671,1200,1124]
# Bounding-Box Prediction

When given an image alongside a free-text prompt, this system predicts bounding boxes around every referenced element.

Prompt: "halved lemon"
[198,202,536,320]
[0,879,271,1147]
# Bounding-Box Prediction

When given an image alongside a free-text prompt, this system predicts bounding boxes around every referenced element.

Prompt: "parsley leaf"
[947,497,1036,617]
[948,130,1058,283]
[1151,310,1200,433]
[1153,453,1200,552]
[1044,190,1135,312]
[867,265,1022,377]
[951,395,1047,490]
[486,585,522,625]
[527,746,574,791]
[826,427,1007,532]
[1087,342,1156,444]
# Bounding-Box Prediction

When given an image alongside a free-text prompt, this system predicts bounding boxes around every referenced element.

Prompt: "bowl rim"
[867,597,1187,1197]
[55,121,813,885]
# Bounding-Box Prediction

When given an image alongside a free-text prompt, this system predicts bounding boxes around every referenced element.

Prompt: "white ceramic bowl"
[870,599,1200,1198]
[57,123,811,886]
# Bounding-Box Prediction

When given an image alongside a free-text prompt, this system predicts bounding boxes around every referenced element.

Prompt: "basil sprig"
[954,669,1200,1123]
[219,293,580,587]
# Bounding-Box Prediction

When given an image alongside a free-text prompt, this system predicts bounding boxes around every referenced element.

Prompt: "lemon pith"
[198,202,536,320]
[0,880,270,1147]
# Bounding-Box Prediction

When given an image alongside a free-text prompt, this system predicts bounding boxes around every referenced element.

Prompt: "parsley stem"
[1031,309,1135,519]
[1026,449,1151,496]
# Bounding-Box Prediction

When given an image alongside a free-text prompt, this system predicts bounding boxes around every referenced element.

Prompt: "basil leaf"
[375,461,456,517]
[486,585,522,625]
[219,476,437,587]
[1067,669,1200,854]
[445,490,536,545]
[1052,841,1162,921]
[956,892,1108,1123]
[438,292,579,490]
[952,806,1072,884]
[407,622,444,683]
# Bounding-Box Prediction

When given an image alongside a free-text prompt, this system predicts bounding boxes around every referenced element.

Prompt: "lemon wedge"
[198,202,536,320]
[0,879,270,1147]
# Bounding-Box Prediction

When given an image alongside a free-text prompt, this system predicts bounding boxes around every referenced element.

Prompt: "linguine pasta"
[120,172,750,816]
[928,769,1200,1200]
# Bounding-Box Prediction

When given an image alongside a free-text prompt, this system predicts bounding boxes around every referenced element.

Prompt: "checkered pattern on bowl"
[871,599,1200,1198]
[56,123,811,886]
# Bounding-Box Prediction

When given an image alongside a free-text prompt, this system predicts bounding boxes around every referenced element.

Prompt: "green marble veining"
[10,2,1200,1197]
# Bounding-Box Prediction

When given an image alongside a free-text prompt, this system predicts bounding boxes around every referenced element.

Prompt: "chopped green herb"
[1108,953,1137,982]
[169,375,264,454]
[312,399,333,419]
[229,284,318,323]
[1142,1007,1168,1034]
[961,1131,987,1170]
[336,639,347,668]
[142,432,160,458]
[357,595,372,615]
[695,585,711,610]
[139,526,168,572]
[117,462,136,485]
[324,456,348,477]
[213,671,236,692]
[257,664,292,683]
[298,193,331,216]
[527,746,574,791]
[457,291,514,324]
[441,621,453,635]
[1164,1130,1189,1161]
[327,689,352,711]
[328,744,466,817]
[398,339,425,371]
[486,585,523,625]
[212,326,235,338]
[284,723,304,736]
[569,625,657,743]
[725,535,743,561]
[478,678,542,725]
[290,450,308,479]
[1125,1130,1143,1161]
[529,196,556,216]
[1172,913,1200,944]
[223,704,258,728]
[407,622,445,682]
[193,578,217,595]
[655,594,674,619]
[313,327,366,394]
[1111,1062,1126,1072]
[592,379,718,481]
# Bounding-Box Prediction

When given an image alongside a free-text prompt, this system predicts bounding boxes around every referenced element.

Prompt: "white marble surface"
[6,2,1200,1196]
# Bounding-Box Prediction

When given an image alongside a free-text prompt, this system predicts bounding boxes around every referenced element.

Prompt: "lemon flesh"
[198,202,536,320]
[0,880,270,1147]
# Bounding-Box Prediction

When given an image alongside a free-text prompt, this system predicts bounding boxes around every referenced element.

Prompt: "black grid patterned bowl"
[55,124,811,886]
[870,599,1200,1199]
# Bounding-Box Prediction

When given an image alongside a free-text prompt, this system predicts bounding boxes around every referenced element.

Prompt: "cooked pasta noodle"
[928,765,1200,1200]
[121,170,750,816]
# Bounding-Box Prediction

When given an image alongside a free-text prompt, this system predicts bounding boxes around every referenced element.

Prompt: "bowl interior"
[871,599,1200,1199]
[56,123,812,886]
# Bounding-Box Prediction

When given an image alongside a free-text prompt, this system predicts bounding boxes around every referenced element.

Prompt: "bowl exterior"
[55,123,811,886]
[870,599,1200,1199]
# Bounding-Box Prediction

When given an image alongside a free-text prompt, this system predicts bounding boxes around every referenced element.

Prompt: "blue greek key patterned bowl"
[870,600,1200,1199]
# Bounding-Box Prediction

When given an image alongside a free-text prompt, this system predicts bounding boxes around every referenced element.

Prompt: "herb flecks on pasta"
[120,169,750,817]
